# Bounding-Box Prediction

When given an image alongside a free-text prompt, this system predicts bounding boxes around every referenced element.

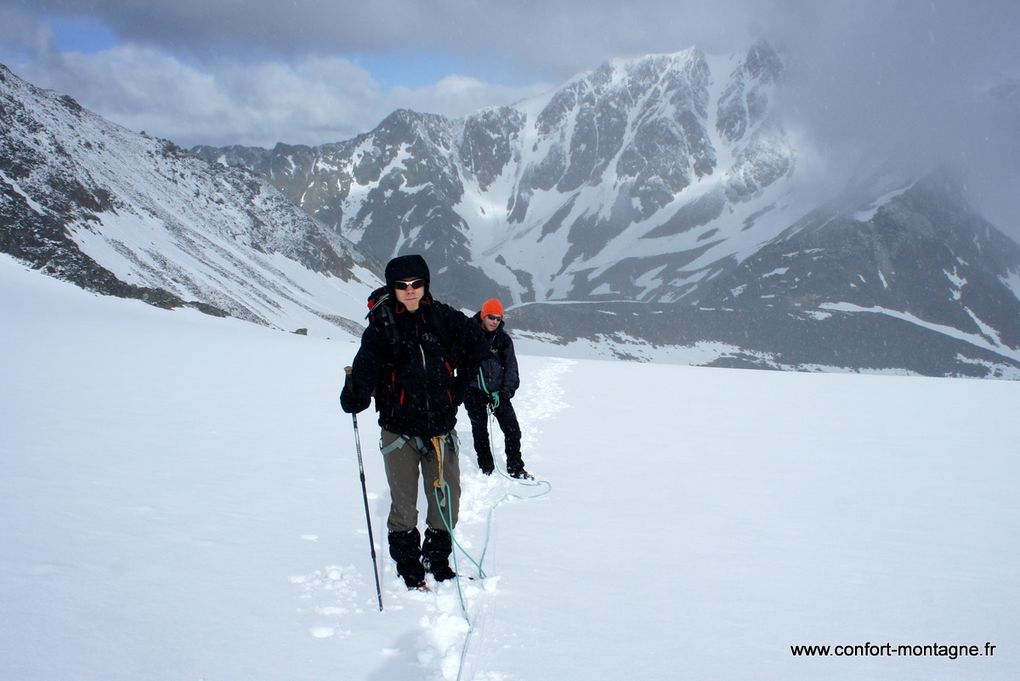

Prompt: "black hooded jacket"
[468,312,520,399]
[341,294,487,437]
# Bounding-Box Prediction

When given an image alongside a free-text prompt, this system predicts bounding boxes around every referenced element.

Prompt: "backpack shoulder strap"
[366,287,399,350]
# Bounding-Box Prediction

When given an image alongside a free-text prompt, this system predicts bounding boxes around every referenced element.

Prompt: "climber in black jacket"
[464,298,531,480]
[340,254,487,589]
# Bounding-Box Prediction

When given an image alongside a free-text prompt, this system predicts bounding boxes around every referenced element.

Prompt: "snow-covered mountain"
[4,44,1020,378]
[195,42,797,308]
[0,63,380,338]
[504,170,1020,376]
[194,43,1020,377]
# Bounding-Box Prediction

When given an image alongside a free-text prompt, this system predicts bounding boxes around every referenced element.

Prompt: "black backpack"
[366,286,399,350]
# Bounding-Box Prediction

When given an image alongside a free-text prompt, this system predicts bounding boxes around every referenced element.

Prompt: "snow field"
[2,254,1019,681]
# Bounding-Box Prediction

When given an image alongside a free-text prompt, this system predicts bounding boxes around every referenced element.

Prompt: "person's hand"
[340,388,370,413]
[499,389,513,402]
[340,371,371,413]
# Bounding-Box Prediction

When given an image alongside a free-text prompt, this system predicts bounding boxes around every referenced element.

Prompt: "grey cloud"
[764,1,1020,234]
[3,0,769,79]
[5,45,549,148]
[0,4,57,58]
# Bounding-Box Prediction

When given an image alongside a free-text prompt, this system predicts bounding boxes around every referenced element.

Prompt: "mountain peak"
[744,39,783,82]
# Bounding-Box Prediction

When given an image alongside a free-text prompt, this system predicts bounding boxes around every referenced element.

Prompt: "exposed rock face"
[194,42,795,309]
[1,63,379,333]
[5,44,1020,377]
[506,172,1020,377]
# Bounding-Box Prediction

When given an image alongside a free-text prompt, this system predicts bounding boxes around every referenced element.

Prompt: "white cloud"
[387,75,552,118]
[8,46,548,147]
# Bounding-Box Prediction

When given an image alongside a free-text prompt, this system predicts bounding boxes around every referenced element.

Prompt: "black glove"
[499,389,513,402]
[340,383,371,414]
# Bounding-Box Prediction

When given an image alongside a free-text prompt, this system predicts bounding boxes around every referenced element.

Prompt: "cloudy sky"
[1,0,1018,231]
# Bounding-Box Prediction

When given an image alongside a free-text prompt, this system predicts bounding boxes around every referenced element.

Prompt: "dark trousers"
[464,389,523,469]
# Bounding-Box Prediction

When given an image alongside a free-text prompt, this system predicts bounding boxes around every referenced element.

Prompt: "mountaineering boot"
[388,528,426,589]
[506,456,533,480]
[422,528,457,582]
[477,454,495,475]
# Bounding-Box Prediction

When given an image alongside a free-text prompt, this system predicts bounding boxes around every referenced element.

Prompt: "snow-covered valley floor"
[2,254,1018,680]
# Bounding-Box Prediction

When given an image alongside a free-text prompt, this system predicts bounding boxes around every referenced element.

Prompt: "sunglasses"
[485,314,503,321]
[393,278,426,291]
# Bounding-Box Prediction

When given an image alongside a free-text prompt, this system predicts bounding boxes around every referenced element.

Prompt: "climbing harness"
[430,434,447,504]
[379,433,431,457]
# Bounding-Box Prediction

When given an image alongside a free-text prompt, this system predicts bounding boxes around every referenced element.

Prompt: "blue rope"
[433,484,472,615]
[486,409,552,498]
[429,410,551,681]
[477,369,500,409]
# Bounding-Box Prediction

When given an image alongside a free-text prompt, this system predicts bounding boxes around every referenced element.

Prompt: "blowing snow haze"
[769,2,1020,238]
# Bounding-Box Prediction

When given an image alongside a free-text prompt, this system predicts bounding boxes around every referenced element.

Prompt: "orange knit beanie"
[481,298,504,317]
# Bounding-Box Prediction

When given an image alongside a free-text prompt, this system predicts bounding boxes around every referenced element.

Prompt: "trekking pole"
[345,367,383,612]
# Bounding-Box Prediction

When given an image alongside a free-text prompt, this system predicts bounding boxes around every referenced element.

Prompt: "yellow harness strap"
[431,435,446,490]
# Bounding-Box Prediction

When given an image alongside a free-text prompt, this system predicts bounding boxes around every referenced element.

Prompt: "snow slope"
[1,64,378,337]
[2,253,1018,680]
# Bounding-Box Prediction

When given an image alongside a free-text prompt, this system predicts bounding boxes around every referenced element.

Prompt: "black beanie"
[385,254,430,284]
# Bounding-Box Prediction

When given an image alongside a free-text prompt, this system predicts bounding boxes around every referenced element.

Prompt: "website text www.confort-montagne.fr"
[790,641,997,660]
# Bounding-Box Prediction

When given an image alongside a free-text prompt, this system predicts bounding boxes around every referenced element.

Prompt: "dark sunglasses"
[393,278,426,291]
[485,314,503,321]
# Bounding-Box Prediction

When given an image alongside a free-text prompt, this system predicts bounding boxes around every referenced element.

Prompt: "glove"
[340,384,371,414]
[499,389,513,402]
